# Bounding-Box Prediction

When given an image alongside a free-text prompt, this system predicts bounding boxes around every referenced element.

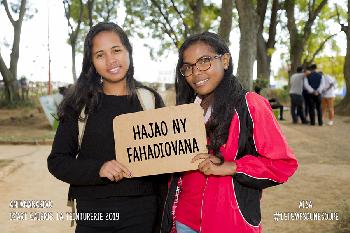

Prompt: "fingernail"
[129,173,132,177]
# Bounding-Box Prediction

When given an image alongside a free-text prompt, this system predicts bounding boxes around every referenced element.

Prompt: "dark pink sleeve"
[234,92,298,189]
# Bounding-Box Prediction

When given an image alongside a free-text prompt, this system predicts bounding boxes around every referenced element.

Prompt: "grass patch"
[334,201,350,233]
[0,132,55,144]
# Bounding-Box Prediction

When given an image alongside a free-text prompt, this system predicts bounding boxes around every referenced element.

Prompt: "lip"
[194,78,209,87]
[107,66,120,74]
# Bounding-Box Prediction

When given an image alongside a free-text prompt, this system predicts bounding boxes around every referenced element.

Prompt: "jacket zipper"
[199,177,208,233]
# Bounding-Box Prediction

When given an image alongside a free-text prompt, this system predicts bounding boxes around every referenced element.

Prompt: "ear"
[222,53,231,70]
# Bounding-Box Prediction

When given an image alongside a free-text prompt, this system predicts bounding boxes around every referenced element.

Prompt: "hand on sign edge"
[99,160,132,182]
[191,153,236,176]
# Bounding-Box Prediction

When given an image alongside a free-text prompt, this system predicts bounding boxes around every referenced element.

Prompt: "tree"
[123,0,220,57]
[63,0,84,82]
[64,0,119,83]
[284,0,328,74]
[335,0,350,115]
[256,0,279,84]
[236,0,259,90]
[0,0,27,103]
[218,0,234,45]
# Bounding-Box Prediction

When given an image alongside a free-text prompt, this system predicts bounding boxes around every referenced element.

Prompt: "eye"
[113,48,122,53]
[181,65,191,71]
[96,53,104,59]
[198,56,211,64]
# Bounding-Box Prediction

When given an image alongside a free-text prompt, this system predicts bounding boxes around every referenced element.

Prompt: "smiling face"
[181,42,230,97]
[92,30,130,95]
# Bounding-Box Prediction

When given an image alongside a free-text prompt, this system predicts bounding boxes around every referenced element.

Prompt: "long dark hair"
[175,32,245,161]
[58,22,154,120]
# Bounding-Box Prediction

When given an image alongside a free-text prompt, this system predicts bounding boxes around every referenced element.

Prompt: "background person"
[321,73,337,125]
[289,66,307,124]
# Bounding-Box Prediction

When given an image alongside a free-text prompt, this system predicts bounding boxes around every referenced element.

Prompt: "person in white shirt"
[321,74,337,125]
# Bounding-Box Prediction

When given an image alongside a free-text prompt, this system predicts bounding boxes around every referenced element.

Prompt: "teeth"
[195,79,208,86]
[109,67,119,73]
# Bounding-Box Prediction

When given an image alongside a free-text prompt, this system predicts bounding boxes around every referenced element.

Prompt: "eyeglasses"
[180,55,223,77]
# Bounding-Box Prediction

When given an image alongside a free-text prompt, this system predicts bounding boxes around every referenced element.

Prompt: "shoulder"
[136,86,165,108]
[245,92,272,117]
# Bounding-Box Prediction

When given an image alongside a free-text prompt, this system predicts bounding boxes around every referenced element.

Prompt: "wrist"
[222,161,236,176]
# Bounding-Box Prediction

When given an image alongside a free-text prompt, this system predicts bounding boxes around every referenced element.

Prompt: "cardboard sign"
[113,103,207,177]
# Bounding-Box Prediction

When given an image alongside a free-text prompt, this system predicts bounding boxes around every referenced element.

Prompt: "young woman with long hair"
[48,22,165,233]
[161,32,298,233]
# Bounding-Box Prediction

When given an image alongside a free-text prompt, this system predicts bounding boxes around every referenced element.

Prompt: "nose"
[192,64,201,76]
[106,53,117,65]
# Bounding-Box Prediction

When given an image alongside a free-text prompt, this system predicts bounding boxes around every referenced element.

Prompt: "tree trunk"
[218,0,233,45]
[256,0,278,84]
[0,0,26,103]
[191,0,203,34]
[63,0,83,83]
[285,0,328,75]
[256,33,270,82]
[87,0,94,28]
[335,0,350,115]
[71,41,78,82]
[236,0,258,90]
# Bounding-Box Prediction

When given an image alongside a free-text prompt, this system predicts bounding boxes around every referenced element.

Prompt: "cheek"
[185,76,194,87]
[92,60,103,73]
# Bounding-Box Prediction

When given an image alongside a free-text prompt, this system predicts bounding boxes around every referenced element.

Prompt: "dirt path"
[0,115,349,233]
[0,145,73,233]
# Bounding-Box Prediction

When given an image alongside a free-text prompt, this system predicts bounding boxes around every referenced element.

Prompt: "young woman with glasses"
[161,32,298,233]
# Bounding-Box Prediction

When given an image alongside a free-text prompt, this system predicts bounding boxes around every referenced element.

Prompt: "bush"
[0,98,40,109]
[265,87,290,105]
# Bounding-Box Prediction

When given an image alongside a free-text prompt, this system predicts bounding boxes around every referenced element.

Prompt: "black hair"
[308,64,317,71]
[175,31,245,162]
[254,86,262,95]
[296,66,303,73]
[58,22,160,120]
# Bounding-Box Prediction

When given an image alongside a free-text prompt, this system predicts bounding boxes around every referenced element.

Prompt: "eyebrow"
[183,54,212,64]
[94,45,122,55]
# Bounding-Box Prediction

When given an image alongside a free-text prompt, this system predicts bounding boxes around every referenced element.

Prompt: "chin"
[103,75,127,83]
[194,87,212,96]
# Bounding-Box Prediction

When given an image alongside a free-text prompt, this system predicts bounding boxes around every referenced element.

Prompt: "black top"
[48,93,164,200]
[307,71,322,90]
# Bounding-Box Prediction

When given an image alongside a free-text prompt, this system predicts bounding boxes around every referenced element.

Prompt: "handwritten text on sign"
[113,104,207,177]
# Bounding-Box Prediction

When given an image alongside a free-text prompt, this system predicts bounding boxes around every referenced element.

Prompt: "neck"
[199,92,214,114]
[103,79,127,96]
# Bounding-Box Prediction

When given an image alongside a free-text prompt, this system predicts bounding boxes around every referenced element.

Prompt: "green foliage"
[302,3,340,65]
[267,87,290,105]
[65,0,120,51]
[315,55,345,85]
[253,79,269,89]
[274,65,289,81]
[123,0,220,58]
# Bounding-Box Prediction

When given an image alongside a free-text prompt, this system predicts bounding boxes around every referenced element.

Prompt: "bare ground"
[0,108,349,233]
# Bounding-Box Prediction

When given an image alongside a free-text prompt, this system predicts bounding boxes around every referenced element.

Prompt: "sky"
[0,0,348,86]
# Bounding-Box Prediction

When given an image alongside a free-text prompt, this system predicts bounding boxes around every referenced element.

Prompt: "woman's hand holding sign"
[99,160,132,182]
[192,153,237,176]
